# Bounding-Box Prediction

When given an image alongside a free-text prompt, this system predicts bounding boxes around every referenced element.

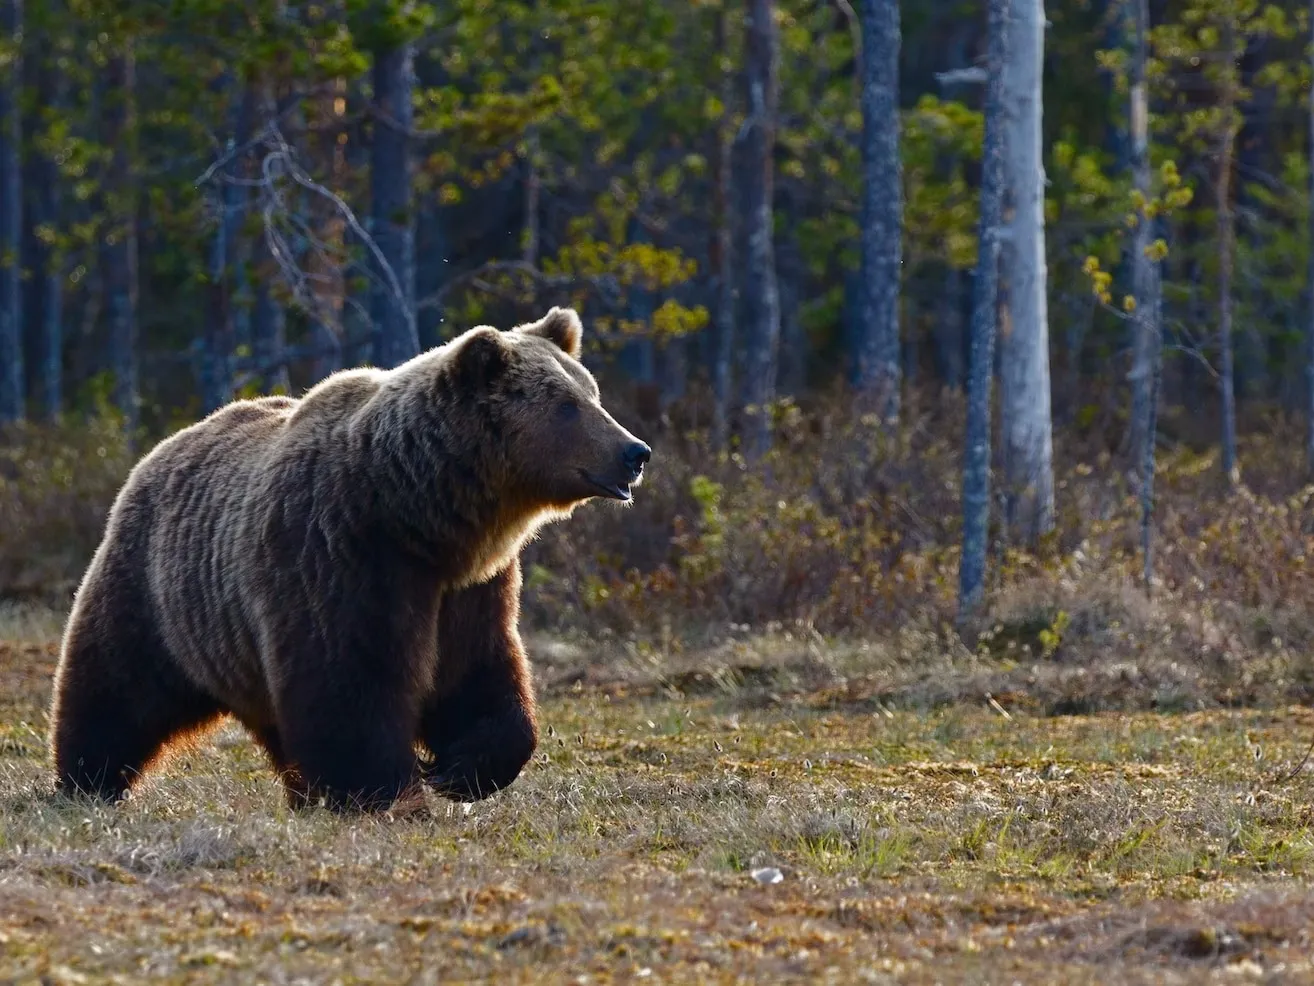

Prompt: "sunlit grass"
[4,615,1314,981]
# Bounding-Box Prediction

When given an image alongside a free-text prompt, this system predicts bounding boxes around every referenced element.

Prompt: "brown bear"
[48,307,649,811]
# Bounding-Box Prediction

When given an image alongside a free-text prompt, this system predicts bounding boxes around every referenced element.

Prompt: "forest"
[1,0,1313,632]
[3,0,1314,982]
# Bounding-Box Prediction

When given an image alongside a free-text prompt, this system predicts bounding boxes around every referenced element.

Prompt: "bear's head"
[450,307,651,509]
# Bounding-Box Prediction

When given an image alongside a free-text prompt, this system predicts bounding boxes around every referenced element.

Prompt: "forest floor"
[2,608,1314,984]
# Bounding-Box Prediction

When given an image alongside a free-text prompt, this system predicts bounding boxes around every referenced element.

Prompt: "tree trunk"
[711,5,736,451]
[343,79,372,365]
[17,0,62,422]
[1308,0,1314,475]
[251,80,288,393]
[101,48,139,436]
[0,0,23,424]
[251,247,288,393]
[370,39,418,369]
[958,0,1010,619]
[32,52,62,422]
[739,0,781,461]
[932,265,964,391]
[201,80,249,414]
[1127,0,1157,478]
[776,185,807,397]
[1218,16,1239,488]
[415,199,445,350]
[998,0,1055,545]
[1139,218,1163,591]
[201,175,235,413]
[227,87,255,375]
[855,0,902,422]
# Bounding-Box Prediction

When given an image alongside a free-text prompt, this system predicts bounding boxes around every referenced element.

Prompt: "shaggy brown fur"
[48,308,650,811]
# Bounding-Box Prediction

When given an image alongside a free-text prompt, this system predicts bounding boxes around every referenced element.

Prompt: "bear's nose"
[623,441,651,477]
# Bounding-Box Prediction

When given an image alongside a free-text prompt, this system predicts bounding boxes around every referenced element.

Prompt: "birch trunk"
[998,0,1055,545]
[1127,0,1157,477]
[1125,0,1164,588]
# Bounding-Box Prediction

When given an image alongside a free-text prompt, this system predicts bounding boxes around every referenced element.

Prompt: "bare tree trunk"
[958,0,1010,619]
[1139,221,1163,591]
[855,0,902,422]
[739,0,781,461]
[1218,16,1239,488]
[227,87,255,374]
[1303,0,1314,478]
[711,5,736,451]
[303,78,345,382]
[251,253,288,392]
[370,39,418,369]
[415,198,445,349]
[201,183,234,412]
[1127,0,1157,477]
[1308,0,1314,475]
[998,0,1055,545]
[1123,0,1165,588]
[252,79,288,393]
[201,80,248,414]
[341,79,372,366]
[933,266,965,391]
[101,47,139,437]
[32,54,62,422]
[0,0,23,424]
[776,185,807,396]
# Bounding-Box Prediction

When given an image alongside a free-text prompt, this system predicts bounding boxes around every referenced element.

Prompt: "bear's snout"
[622,441,651,482]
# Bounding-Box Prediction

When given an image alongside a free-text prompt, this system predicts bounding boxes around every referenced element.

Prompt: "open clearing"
[3,623,1314,983]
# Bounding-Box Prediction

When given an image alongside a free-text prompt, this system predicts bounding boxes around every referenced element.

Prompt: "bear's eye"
[557,399,580,420]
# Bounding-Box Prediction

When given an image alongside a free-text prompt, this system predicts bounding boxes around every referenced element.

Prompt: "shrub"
[0,415,136,602]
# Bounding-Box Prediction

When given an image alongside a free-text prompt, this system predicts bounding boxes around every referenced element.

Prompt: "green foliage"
[902,96,982,272]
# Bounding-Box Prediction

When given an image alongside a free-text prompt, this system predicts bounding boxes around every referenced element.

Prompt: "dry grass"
[3,612,1314,983]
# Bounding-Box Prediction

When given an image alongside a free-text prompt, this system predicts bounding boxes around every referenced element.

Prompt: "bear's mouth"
[580,471,633,502]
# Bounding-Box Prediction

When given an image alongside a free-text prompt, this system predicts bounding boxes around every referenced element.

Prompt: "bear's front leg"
[273,632,425,813]
[421,557,539,802]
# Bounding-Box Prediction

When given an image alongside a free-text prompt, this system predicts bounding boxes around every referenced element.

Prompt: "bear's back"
[118,395,302,713]
[133,375,396,712]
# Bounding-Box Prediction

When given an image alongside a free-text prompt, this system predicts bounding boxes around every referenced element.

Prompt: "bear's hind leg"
[50,625,221,802]
[422,558,538,802]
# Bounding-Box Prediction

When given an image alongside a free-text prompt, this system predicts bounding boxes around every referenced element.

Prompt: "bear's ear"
[515,306,583,358]
[453,326,509,389]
